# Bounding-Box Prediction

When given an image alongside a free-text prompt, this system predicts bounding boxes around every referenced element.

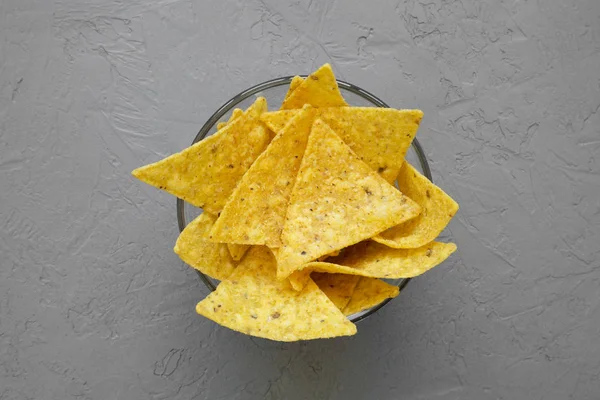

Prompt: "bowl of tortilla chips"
[132,64,458,341]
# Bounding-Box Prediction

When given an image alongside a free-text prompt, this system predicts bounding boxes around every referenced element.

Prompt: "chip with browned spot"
[209,105,316,247]
[276,119,421,279]
[303,241,457,279]
[195,246,357,341]
[132,98,269,214]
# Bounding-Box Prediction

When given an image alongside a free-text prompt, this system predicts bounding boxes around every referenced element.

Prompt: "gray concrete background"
[1,0,599,399]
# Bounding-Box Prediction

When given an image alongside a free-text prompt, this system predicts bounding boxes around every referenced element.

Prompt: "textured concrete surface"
[1,0,600,398]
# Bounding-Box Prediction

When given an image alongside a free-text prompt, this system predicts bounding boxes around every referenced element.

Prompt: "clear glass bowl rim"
[177,76,432,323]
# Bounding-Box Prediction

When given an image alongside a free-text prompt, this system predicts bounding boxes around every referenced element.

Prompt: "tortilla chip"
[342,278,399,316]
[174,212,236,281]
[227,243,250,261]
[312,273,360,310]
[229,108,244,122]
[373,162,459,248]
[217,108,244,130]
[304,241,457,279]
[288,269,312,291]
[317,249,341,261]
[132,98,269,214]
[288,249,345,292]
[283,76,304,102]
[208,105,316,247]
[280,64,347,109]
[260,110,298,133]
[261,108,423,182]
[195,246,357,341]
[276,119,421,279]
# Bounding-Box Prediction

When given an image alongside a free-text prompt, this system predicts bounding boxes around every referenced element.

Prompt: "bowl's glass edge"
[176,76,433,323]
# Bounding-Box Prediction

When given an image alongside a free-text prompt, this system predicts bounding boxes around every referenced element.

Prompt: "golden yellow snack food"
[261,107,423,182]
[312,273,360,310]
[195,246,357,341]
[208,105,316,247]
[217,108,244,130]
[373,162,459,248]
[280,64,347,109]
[288,269,312,292]
[342,278,399,316]
[133,62,459,341]
[283,76,304,102]
[227,243,250,261]
[304,241,457,279]
[132,98,269,214]
[174,212,236,281]
[276,119,421,279]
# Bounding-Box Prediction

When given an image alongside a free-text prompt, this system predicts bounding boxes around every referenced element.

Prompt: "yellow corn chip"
[229,108,244,122]
[290,247,353,291]
[174,212,236,281]
[304,241,457,279]
[288,269,312,291]
[195,246,357,341]
[261,108,423,182]
[267,249,312,292]
[217,108,244,130]
[132,98,269,214]
[280,64,347,109]
[373,162,459,248]
[288,248,344,292]
[227,243,250,261]
[208,105,317,247]
[283,76,304,102]
[312,273,360,310]
[261,110,301,132]
[342,278,399,316]
[276,119,421,279]
[317,249,341,261]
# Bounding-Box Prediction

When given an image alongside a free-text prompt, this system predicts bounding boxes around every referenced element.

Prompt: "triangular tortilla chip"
[217,108,244,130]
[276,119,421,279]
[261,108,423,182]
[174,212,236,281]
[280,64,347,109]
[304,241,457,279]
[195,246,357,341]
[132,98,269,214]
[373,162,459,248]
[342,278,399,316]
[283,76,304,102]
[227,243,250,261]
[312,273,360,310]
[208,106,317,247]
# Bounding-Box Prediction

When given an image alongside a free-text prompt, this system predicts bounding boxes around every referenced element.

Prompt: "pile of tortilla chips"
[132,64,459,341]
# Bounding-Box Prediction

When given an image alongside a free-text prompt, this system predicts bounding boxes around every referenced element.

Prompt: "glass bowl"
[177,76,432,323]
